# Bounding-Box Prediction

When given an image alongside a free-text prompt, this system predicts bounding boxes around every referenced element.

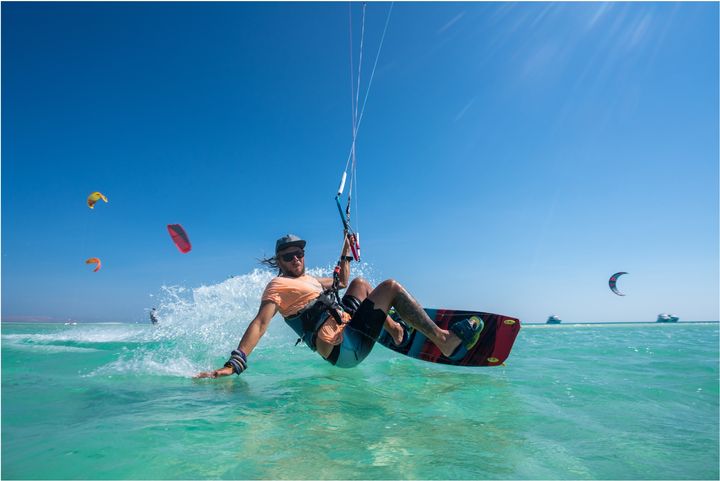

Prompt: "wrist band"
[341,256,354,261]
[224,348,248,375]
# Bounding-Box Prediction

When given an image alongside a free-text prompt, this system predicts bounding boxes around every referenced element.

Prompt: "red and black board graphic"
[377,308,521,366]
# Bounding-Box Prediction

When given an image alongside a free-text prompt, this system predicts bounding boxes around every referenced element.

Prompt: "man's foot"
[440,330,462,358]
[384,318,405,346]
[439,316,484,358]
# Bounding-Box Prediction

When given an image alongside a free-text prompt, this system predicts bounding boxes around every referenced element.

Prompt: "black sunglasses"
[279,250,305,262]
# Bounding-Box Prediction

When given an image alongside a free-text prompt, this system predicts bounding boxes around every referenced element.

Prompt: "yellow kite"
[87,192,108,209]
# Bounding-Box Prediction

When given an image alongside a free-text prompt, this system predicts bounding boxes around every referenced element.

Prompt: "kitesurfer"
[195,234,483,378]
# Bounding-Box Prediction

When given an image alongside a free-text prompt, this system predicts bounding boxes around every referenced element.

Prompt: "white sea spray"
[91,263,379,377]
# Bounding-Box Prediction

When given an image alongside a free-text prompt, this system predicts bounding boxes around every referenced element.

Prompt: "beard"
[281,266,305,277]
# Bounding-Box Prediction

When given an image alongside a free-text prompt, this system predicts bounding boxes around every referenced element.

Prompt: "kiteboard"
[377,308,521,366]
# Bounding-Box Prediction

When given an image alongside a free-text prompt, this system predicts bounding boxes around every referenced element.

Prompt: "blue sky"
[2,2,718,323]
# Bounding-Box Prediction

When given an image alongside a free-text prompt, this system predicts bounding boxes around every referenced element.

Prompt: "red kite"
[167,224,191,253]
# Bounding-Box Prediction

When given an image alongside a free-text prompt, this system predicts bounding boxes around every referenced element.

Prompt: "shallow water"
[2,273,718,479]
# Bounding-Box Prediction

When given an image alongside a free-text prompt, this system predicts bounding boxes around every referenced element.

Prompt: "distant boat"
[546,315,562,324]
[657,313,679,323]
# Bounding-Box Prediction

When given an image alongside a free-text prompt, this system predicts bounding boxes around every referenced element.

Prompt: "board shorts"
[325,295,386,368]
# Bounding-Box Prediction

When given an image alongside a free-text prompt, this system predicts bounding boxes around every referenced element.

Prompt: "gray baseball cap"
[275,234,306,253]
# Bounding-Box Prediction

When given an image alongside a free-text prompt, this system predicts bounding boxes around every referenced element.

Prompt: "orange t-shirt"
[261,275,349,347]
[261,275,324,318]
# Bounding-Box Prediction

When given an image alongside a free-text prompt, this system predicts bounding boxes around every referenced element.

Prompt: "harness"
[284,292,345,351]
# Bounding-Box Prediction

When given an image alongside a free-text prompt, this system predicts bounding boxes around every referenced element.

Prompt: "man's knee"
[378,279,401,295]
[347,277,372,295]
[348,277,371,289]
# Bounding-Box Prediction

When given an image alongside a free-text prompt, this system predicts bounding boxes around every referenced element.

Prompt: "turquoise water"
[2,273,719,479]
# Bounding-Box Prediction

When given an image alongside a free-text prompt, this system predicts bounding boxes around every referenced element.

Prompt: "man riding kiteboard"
[195,233,484,378]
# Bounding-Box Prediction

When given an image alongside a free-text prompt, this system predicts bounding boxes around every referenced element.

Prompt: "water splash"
[93,263,379,377]
[2,264,380,377]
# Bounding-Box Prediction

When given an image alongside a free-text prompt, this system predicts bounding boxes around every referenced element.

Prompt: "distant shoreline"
[2,320,718,326]
[524,320,719,326]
